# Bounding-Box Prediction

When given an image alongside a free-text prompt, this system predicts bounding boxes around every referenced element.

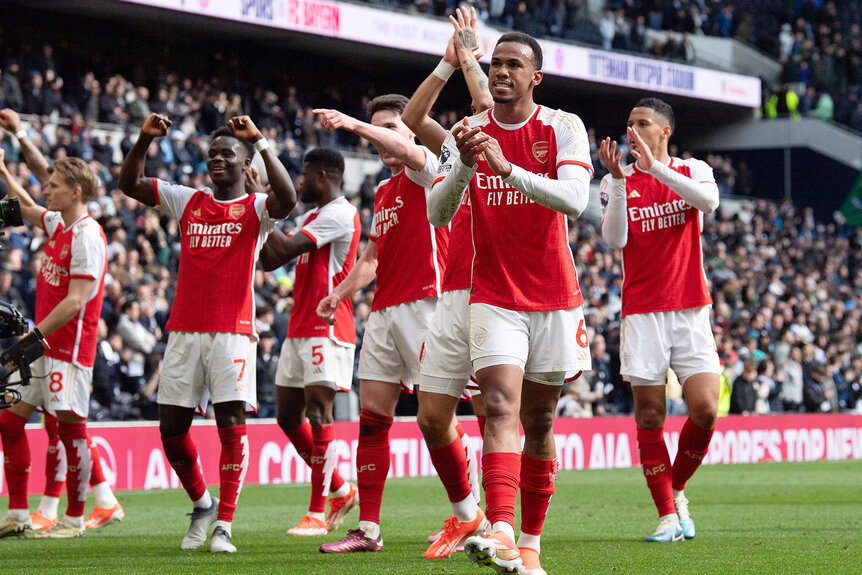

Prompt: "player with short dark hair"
[599,97,720,542]
[430,32,594,574]
[314,94,448,553]
[402,7,494,560]
[118,112,296,553]
[259,147,361,537]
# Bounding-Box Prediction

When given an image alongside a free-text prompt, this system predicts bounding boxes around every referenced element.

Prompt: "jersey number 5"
[311,345,324,366]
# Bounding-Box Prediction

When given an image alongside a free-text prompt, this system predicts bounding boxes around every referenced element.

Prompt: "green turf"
[2,460,860,574]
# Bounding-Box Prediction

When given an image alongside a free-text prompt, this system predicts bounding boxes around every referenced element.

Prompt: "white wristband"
[253,138,269,153]
[432,59,456,81]
[14,130,27,140]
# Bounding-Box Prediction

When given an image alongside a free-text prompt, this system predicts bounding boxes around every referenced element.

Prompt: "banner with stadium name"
[1,414,860,494]
[114,0,761,107]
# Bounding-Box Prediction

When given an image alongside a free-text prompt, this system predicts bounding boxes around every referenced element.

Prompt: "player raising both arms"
[430,32,593,574]
[259,148,360,537]
[599,98,720,542]
[402,7,494,560]
[314,95,448,553]
[119,113,296,553]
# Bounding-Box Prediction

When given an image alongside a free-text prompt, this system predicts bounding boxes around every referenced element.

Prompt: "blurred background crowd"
[0,1,860,422]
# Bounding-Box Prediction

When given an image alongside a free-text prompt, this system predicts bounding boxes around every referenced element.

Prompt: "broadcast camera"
[0,197,48,408]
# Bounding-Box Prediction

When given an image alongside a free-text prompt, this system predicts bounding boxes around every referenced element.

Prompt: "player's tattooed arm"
[451,7,494,113]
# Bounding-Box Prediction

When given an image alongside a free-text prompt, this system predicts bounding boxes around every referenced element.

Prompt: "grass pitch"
[1,460,860,574]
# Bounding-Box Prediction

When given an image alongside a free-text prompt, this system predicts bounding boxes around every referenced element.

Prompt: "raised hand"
[228,115,263,142]
[599,137,626,179]
[453,117,487,166]
[443,33,459,68]
[141,113,172,138]
[450,6,480,54]
[0,109,22,134]
[316,293,340,325]
[627,126,654,171]
[313,108,356,133]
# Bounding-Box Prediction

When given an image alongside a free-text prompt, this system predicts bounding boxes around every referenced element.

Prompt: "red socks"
[285,420,314,463]
[0,410,30,510]
[286,420,346,493]
[58,421,91,518]
[356,409,392,524]
[309,424,337,513]
[637,426,675,517]
[43,413,65,498]
[519,455,558,536]
[88,434,107,486]
[672,417,714,491]
[217,425,249,522]
[482,452,520,527]
[428,435,472,503]
[161,431,207,502]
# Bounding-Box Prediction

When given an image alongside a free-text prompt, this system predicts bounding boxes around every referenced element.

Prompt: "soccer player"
[429,32,593,574]
[313,95,447,553]
[401,7,494,559]
[118,112,296,552]
[258,148,360,536]
[0,149,120,538]
[0,108,124,533]
[599,98,720,542]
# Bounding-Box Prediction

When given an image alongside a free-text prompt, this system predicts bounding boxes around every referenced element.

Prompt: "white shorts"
[357,297,436,392]
[16,356,91,418]
[469,303,592,385]
[620,306,721,385]
[420,290,473,398]
[276,337,355,392]
[158,331,258,413]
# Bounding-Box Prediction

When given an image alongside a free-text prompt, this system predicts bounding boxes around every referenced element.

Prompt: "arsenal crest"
[60,245,70,259]
[229,203,246,219]
[532,141,550,163]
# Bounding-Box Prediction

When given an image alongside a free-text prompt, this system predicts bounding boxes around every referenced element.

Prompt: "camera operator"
[0,145,123,538]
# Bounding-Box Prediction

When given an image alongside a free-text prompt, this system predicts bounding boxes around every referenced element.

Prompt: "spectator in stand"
[255,330,279,418]
[730,359,759,415]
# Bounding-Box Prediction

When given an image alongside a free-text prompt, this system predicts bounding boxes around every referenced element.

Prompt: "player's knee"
[305,401,333,427]
[689,406,717,430]
[635,409,665,429]
[416,408,449,439]
[521,409,555,439]
[276,411,304,433]
[481,392,519,420]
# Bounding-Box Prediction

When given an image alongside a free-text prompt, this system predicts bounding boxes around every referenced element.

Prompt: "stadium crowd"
[0,22,860,423]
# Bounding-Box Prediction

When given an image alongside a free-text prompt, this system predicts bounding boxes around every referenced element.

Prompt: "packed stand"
[0,43,860,421]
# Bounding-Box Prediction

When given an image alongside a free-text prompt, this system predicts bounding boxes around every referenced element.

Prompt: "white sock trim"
[491,521,515,541]
[193,491,213,510]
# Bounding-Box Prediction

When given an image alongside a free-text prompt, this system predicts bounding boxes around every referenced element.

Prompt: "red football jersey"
[599,158,715,317]
[435,106,593,311]
[287,196,360,345]
[441,195,472,293]
[369,148,448,311]
[155,179,277,335]
[36,212,106,368]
